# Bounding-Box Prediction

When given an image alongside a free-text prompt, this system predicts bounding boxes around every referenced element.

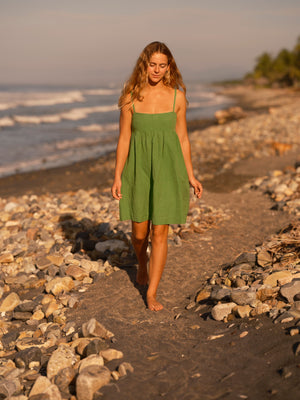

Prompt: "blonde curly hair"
[118,41,187,108]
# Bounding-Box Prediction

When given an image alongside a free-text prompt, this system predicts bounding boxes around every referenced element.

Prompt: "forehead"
[149,52,168,64]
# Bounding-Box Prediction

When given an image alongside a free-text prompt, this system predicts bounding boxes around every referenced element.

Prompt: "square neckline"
[132,89,177,115]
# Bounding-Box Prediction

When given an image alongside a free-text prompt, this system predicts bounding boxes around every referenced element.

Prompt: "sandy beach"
[0,85,300,399]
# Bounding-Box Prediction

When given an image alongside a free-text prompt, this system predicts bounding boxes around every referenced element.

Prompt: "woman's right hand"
[111,178,122,200]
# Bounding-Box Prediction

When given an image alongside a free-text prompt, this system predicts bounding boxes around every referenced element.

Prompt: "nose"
[154,64,159,73]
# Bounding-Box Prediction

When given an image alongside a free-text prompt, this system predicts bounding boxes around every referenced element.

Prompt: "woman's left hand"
[189,177,203,199]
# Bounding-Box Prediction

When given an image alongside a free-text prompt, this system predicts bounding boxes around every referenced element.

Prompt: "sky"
[0,0,299,86]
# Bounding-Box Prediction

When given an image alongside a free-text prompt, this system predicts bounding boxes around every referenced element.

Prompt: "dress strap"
[130,92,136,113]
[173,88,177,112]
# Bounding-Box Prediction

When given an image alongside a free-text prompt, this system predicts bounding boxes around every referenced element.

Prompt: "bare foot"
[147,294,163,311]
[136,267,148,286]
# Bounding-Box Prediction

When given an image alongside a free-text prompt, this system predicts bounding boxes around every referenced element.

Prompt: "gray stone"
[280,279,300,303]
[76,365,111,400]
[95,239,127,254]
[84,339,108,356]
[78,355,104,373]
[230,288,256,306]
[82,318,114,339]
[14,347,42,369]
[47,345,77,380]
[53,366,76,395]
[210,287,232,301]
[15,300,37,313]
[233,252,256,265]
[0,377,21,398]
[211,302,237,321]
[13,311,33,321]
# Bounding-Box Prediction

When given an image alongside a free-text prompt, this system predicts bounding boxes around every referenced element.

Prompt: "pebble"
[192,218,300,323]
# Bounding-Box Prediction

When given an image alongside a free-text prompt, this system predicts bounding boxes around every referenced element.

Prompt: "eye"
[149,63,156,67]
[160,64,167,68]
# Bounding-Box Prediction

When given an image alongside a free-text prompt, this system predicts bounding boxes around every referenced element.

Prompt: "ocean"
[0,82,232,178]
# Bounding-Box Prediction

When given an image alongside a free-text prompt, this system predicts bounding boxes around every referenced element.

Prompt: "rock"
[76,365,111,400]
[228,263,253,280]
[250,303,270,316]
[0,292,21,312]
[100,348,124,362]
[29,376,51,397]
[280,279,300,303]
[13,311,33,321]
[35,256,52,271]
[210,287,232,301]
[95,239,127,254]
[231,289,256,306]
[15,300,37,313]
[211,302,237,321]
[82,318,114,339]
[45,277,75,296]
[257,249,273,268]
[234,305,252,318]
[0,252,14,263]
[78,355,104,373]
[47,345,77,380]
[46,255,64,267]
[195,289,211,302]
[66,265,88,281]
[0,377,21,398]
[14,347,42,369]
[263,271,293,288]
[118,362,134,377]
[233,252,256,265]
[53,366,76,395]
[84,339,108,356]
[256,287,278,302]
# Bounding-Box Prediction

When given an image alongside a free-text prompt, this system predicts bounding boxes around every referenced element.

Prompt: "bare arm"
[111,102,132,200]
[175,91,203,199]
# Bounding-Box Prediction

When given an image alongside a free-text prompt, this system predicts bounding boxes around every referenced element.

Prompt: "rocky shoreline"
[0,85,300,399]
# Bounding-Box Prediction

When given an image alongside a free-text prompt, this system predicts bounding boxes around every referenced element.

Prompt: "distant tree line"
[245,36,300,87]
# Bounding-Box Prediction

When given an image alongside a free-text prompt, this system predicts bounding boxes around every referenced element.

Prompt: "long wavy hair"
[118,41,187,108]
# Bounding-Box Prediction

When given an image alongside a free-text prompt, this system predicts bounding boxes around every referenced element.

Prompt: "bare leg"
[147,224,169,311]
[131,220,150,285]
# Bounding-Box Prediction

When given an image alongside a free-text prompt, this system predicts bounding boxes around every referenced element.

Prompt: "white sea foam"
[0,117,14,127]
[78,123,118,132]
[0,90,85,111]
[12,105,118,125]
[83,88,119,95]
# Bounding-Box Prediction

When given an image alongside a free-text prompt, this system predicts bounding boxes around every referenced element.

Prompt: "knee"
[132,230,149,244]
[151,225,169,242]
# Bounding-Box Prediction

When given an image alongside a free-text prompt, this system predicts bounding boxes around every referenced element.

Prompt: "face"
[147,52,169,84]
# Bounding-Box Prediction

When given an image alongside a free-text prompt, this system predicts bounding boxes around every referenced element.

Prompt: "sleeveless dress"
[119,89,190,225]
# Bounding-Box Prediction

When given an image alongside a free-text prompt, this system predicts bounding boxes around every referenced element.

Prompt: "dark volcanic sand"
[64,152,300,400]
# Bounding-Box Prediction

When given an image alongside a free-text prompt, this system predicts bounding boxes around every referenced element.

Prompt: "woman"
[111,41,202,311]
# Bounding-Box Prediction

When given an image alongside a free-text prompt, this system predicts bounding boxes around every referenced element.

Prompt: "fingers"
[111,185,122,200]
[194,182,203,199]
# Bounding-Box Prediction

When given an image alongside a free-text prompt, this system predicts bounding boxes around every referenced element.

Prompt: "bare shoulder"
[175,89,186,112]
[120,93,133,115]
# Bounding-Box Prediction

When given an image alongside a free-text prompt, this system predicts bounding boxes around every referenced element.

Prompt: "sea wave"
[78,123,118,132]
[0,91,85,111]
[10,105,118,125]
[0,142,117,178]
[83,88,120,95]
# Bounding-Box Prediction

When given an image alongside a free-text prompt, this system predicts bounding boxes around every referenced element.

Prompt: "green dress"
[119,89,190,225]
